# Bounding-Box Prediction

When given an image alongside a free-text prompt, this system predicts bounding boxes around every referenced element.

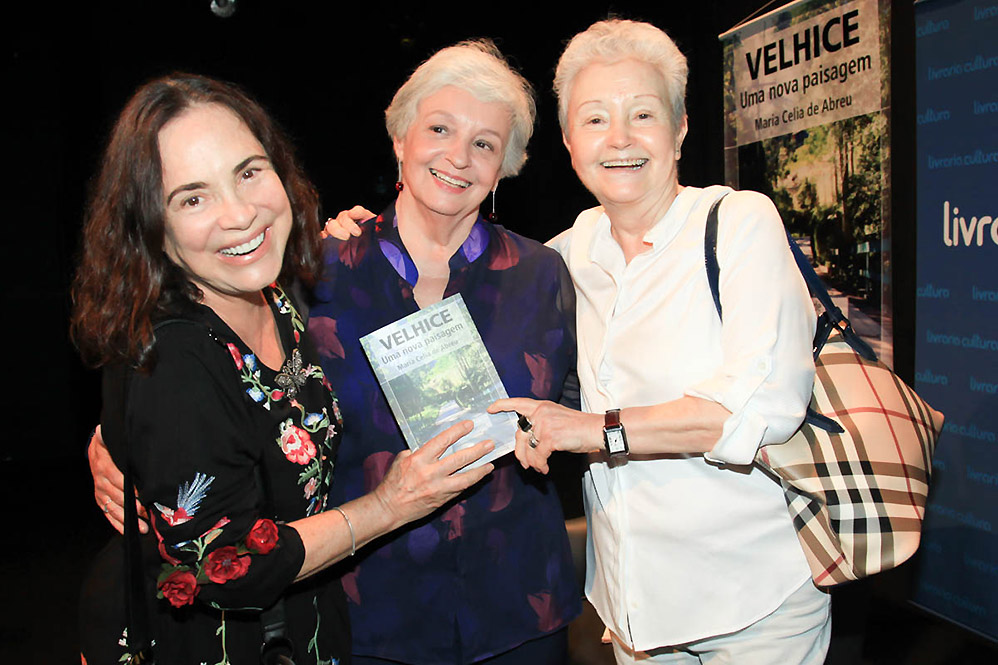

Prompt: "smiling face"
[158,103,292,309]
[562,58,688,218]
[393,85,510,225]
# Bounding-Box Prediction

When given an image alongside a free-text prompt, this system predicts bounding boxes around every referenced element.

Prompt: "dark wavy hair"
[72,73,321,370]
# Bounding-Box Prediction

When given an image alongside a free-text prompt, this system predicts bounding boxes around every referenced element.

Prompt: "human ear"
[675,115,689,153]
[392,135,405,163]
[561,131,573,156]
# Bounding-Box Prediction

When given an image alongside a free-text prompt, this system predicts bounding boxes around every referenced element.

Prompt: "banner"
[720,0,892,363]
[913,0,998,641]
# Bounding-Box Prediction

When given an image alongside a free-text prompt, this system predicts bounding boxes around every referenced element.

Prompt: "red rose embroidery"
[271,390,285,401]
[204,546,251,584]
[226,343,244,370]
[158,569,199,607]
[246,519,279,554]
[280,423,317,465]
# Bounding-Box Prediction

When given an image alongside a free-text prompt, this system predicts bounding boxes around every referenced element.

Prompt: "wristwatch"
[603,408,629,457]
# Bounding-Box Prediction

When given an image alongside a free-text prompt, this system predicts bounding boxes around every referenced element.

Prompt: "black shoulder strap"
[704,194,728,321]
[102,365,154,663]
[702,193,855,434]
[703,189,876,365]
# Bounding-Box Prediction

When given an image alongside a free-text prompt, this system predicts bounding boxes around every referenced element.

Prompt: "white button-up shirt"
[548,185,817,650]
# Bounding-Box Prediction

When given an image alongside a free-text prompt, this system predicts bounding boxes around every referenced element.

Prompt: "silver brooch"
[275,348,307,400]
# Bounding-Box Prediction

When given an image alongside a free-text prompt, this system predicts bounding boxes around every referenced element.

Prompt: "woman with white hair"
[307,39,581,664]
[491,19,830,664]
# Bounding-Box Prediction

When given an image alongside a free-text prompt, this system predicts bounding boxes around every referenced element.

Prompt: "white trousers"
[611,579,831,665]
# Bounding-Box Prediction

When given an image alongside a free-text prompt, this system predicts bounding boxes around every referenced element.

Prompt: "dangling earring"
[395,161,404,192]
[487,184,498,222]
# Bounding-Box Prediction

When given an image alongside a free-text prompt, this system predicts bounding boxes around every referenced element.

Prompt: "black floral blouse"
[101,285,350,665]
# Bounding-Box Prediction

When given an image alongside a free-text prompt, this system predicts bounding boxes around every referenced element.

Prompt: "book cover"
[360,294,517,469]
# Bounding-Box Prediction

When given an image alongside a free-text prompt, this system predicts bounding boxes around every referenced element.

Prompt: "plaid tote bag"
[705,194,945,586]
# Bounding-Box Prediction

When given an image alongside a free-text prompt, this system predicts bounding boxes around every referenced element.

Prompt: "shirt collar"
[375,200,491,287]
[588,187,698,271]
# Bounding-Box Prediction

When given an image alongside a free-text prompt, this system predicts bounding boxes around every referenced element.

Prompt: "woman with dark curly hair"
[73,73,493,664]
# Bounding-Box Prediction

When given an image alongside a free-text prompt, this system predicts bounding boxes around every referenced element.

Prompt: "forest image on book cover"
[360,294,516,468]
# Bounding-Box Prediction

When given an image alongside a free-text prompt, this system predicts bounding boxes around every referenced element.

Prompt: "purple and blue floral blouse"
[309,202,581,664]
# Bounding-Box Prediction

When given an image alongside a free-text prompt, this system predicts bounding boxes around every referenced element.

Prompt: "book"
[359,294,517,469]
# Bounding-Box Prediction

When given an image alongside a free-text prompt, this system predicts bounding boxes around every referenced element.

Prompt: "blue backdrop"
[913,0,998,642]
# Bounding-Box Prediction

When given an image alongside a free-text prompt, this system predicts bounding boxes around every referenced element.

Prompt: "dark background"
[2,0,993,662]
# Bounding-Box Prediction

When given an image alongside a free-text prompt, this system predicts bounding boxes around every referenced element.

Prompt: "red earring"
[487,185,498,222]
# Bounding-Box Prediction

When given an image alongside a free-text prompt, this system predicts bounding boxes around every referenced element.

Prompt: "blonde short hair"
[385,39,536,178]
[554,19,688,134]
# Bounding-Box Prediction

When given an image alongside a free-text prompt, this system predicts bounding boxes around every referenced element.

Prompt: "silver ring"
[517,413,533,433]
[102,498,111,514]
[528,432,539,449]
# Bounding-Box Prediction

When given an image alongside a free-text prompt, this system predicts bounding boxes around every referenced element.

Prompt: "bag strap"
[703,195,725,321]
[784,234,877,362]
[255,461,296,664]
[102,365,154,664]
[704,193,875,358]
[703,193,847,434]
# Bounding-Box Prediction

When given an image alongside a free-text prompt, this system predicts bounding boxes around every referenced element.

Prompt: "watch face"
[606,428,626,454]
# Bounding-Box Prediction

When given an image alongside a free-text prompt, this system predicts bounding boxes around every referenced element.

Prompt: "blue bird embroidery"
[154,472,216,527]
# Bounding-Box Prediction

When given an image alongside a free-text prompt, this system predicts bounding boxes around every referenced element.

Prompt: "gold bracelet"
[332,506,355,556]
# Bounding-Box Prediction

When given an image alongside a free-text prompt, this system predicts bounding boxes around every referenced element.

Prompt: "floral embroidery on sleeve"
[155,515,280,608]
[153,472,214,527]
[150,472,281,609]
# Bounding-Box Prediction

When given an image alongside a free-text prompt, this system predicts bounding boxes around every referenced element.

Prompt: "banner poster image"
[913,0,998,642]
[720,0,892,364]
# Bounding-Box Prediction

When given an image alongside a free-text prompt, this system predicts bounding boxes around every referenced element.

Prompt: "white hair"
[385,39,536,178]
[554,19,688,134]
